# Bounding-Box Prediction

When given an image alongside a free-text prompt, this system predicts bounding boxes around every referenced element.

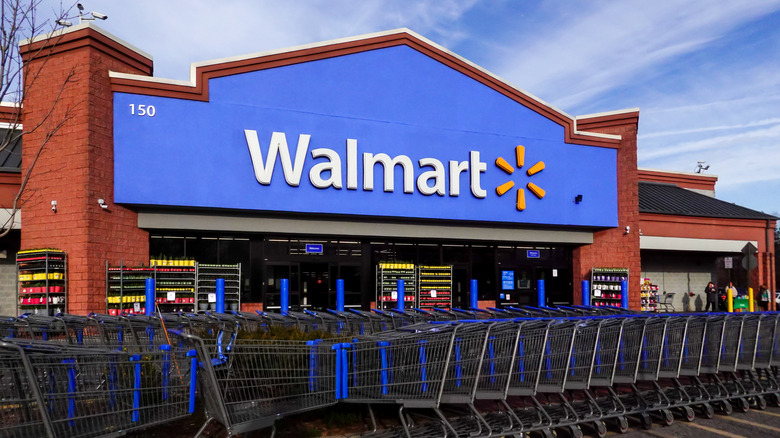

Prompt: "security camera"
[625,226,630,234]
[57,19,72,26]
[91,11,107,20]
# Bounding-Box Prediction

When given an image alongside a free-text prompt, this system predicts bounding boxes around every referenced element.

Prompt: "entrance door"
[534,267,571,306]
[301,262,330,310]
[451,265,469,309]
[263,263,300,310]
[330,264,363,309]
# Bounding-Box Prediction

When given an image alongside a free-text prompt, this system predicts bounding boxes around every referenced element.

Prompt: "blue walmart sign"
[113,44,617,227]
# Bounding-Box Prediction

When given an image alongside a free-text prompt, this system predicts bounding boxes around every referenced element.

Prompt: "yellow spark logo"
[495,145,545,211]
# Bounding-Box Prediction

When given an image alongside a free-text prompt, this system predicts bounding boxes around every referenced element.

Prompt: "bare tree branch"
[0,0,79,238]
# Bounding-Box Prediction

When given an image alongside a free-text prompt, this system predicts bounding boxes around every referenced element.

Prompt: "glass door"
[263,263,300,310]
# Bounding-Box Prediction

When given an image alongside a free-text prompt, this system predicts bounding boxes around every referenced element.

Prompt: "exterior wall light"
[97,198,108,209]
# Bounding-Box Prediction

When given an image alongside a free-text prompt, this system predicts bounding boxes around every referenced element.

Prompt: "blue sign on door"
[527,250,540,258]
[305,244,324,254]
[501,270,514,290]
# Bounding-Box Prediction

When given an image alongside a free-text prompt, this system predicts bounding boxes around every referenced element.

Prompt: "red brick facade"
[19,26,152,314]
[571,112,642,309]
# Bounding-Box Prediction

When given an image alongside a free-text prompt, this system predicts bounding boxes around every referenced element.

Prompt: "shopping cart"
[0,338,197,438]
[173,329,339,437]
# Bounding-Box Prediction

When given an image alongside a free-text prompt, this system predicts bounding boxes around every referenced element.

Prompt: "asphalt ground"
[128,399,780,437]
[610,404,780,438]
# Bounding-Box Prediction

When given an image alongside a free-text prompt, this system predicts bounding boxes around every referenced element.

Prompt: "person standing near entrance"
[704,281,718,312]
[759,284,770,312]
[725,282,738,311]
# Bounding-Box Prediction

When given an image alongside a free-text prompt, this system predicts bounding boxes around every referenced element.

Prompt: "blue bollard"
[582,280,590,306]
[216,278,225,313]
[621,280,629,309]
[145,278,155,316]
[397,279,405,311]
[470,279,478,309]
[537,279,546,307]
[336,279,345,312]
[280,278,289,314]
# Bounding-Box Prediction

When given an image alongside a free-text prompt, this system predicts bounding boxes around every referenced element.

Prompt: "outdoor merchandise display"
[375,263,417,310]
[641,278,659,312]
[417,265,453,309]
[375,263,454,310]
[16,249,67,316]
[196,264,241,312]
[105,260,241,315]
[590,267,629,308]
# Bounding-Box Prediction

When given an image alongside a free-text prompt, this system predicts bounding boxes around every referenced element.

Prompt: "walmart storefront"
[21,25,641,314]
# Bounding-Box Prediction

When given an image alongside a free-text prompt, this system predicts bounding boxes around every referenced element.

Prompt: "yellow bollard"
[727,288,733,313]
[749,287,754,312]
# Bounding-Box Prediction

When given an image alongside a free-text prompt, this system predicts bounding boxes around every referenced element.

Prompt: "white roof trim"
[576,108,640,120]
[109,71,192,87]
[640,236,756,253]
[0,209,20,230]
[20,22,152,61]
[0,102,20,108]
[637,167,719,179]
[0,122,21,130]
[107,28,628,142]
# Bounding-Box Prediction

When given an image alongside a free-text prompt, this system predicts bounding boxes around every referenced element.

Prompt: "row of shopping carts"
[0,312,233,438]
[2,307,780,438]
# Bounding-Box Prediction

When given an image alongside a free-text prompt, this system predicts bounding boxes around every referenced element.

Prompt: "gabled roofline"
[109,28,625,148]
[20,21,152,62]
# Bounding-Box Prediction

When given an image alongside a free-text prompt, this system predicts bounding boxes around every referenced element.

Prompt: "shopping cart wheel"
[566,425,583,438]
[769,393,780,407]
[661,409,674,426]
[681,406,695,422]
[541,428,557,438]
[639,412,653,430]
[753,395,767,410]
[698,403,715,419]
[718,400,733,415]
[615,416,629,434]
[594,420,608,438]
[736,397,750,413]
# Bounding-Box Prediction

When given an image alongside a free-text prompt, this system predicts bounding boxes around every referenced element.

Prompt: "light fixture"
[51,200,57,212]
[56,19,72,27]
[625,226,630,235]
[97,198,108,209]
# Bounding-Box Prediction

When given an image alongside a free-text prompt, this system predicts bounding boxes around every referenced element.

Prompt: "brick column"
[20,24,152,314]
[571,111,641,309]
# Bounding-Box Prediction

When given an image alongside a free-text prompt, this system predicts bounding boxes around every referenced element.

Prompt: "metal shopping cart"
[0,338,197,438]
[173,329,339,437]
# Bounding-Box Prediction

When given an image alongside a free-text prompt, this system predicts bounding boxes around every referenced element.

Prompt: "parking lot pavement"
[612,404,780,438]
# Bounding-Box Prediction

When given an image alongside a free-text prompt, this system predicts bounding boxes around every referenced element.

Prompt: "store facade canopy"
[113,30,619,228]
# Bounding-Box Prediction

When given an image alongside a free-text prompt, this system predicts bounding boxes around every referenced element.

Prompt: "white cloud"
[86,0,480,80]
[640,118,780,139]
[492,0,780,109]
[639,123,780,185]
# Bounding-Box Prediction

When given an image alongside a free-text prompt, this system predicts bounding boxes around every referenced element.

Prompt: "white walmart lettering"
[244,130,486,199]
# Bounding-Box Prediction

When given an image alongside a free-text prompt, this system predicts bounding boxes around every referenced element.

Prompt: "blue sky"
[51,0,780,216]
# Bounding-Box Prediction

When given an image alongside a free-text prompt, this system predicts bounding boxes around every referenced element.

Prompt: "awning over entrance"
[138,212,594,244]
[639,235,756,253]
